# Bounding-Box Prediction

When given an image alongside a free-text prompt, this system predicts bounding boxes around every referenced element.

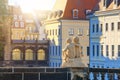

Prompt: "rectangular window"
[101,45,103,56]
[100,24,103,32]
[81,46,83,54]
[73,9,78,19]
[93,45,95,56]
[114,0,117,4]
[118,22,120,30]
[112,45,114,56]
[47,30,49,35]
[92,24,95,33]
[118,45,120,57]
[111,23,114,31]
[53,46,54,56]
[69,28,74,35]
[106,23,108,31]
[87,47,89,56]
[118,0,120,6]
[56,46,57,55]
[59,46,61,56]
[29,27,32,33]
[59,29,60,35]
[96,24,99,32]
[97,45,99,56]
[20,22,24,27]
[14,15,17,20]
[86,29,89,36]
[106,45,109,56]
[78,28,83,36]
[19,15,22,20]
[15,22,19,27]
[50,30,51,35]
[56,29,57,35]
[49,46,51,55]
[103,0,106,6]
[114,0,119,6]
[53,30,54,35]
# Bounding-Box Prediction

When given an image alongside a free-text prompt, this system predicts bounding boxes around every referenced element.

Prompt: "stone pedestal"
[61,58,88,68]
[61,58,89,80]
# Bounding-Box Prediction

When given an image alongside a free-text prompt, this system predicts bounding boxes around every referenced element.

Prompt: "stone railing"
[89,68,120,80]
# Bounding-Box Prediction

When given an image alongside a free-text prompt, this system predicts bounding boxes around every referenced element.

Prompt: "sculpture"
[73,36,82,58]
[62,37,82,63]
[62,38,75,62]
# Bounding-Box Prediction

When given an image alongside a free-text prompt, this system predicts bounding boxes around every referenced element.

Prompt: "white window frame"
[14,15,17,20]
[68,28,74,35]
[20,22,24,28]
[100,45,103,56]
[86,29,89,36]
[15,22,19,27]
[72,9,79,19]
[19,15,22,20]
[78,28,83,36]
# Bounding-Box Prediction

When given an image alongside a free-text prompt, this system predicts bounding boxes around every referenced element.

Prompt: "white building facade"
[89,0,120,79]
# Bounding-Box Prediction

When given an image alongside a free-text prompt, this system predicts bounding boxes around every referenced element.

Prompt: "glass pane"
[25,49,33,60]
[12,49,21,60]
[37,49,45,60]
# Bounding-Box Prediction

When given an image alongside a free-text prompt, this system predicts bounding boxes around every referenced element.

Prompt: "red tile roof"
[53,0,98,19]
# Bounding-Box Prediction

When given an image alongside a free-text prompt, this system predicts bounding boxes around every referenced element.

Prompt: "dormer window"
[72,9,79,19]
[114,0,120,6]
[14,15,17,20]
[19,15,22,20]
[103,0,106,7]
[113,0,120,9]
[114,0,117,4]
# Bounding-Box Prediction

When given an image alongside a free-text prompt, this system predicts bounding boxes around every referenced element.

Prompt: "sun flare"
[19,0,56,12]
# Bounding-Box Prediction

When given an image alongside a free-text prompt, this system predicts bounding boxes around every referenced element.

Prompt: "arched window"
[25,49,33,60]
[37,49,45,60]
[12,49,22,60]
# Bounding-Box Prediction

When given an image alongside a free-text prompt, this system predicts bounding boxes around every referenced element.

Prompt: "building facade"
[44,0,97,67]
[0,2,49,67]
[89,0,120,79]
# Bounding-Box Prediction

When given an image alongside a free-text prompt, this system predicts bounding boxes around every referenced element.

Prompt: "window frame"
[72,9,79,19]
[68,28,74,35]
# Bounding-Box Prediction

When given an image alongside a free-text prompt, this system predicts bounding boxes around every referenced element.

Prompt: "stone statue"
[73,36,82,58]
[62,37,82,61]
[61,36,84,67]
[62,38,75,62]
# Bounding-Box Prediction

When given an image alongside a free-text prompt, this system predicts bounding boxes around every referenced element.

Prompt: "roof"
[94,0,120,11]
[52,0,98,19]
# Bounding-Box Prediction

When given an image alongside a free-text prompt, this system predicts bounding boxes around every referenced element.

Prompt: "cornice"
[89,9,120,18]
[95,9,120,16]
[44,19,60,25]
